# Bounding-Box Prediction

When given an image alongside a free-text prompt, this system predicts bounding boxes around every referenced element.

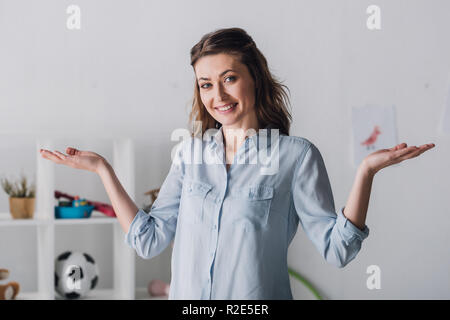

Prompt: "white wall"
[0,0,449,299]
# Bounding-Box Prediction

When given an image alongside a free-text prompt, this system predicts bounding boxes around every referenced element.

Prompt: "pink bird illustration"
[360,125,381,150]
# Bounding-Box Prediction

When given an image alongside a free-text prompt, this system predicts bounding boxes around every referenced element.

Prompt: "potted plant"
[1,174,36,219]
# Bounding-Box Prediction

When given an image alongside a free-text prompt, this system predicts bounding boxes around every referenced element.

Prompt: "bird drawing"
[360,125,381,150]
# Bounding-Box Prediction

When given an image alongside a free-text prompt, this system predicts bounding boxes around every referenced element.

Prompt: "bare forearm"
[97,160,139,233]
[342,162,374,230]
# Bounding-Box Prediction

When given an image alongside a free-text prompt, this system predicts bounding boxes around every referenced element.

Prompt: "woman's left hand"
[363,142,435,176]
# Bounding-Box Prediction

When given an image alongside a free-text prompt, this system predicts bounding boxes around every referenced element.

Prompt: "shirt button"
[213,225,217,230]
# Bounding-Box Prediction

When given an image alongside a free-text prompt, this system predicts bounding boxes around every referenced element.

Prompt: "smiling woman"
[39,27,435,301]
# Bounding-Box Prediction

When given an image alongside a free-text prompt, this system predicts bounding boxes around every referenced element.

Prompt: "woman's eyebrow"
[198,69,235,81]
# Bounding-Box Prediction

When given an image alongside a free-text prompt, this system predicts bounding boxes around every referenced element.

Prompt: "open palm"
[39,147,106,174]
[363,142,435,175]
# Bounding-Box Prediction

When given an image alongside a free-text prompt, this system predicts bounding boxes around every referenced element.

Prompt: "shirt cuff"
[336,206,370,244]
[124,209,150,247]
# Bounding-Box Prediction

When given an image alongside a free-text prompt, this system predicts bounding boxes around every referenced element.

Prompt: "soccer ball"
[55,251,99,299]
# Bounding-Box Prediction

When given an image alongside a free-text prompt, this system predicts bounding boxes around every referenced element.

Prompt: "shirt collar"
[211,125,275,151]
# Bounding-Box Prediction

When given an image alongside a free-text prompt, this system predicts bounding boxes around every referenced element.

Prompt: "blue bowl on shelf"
[55,205,95,219]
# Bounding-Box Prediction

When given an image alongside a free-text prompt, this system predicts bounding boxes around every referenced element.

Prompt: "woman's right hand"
[39,147,107,174]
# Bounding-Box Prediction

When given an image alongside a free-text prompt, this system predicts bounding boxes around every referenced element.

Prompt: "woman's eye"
[200,76,235,89]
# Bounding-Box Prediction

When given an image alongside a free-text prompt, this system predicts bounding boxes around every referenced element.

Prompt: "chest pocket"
[180,179,213,224]
[228,185,274,231]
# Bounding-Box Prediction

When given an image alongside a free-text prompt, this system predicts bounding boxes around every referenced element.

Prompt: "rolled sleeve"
[123,139,186,259]
[124,209,152,249]
[336,206,370,244]
[291,142,370,268]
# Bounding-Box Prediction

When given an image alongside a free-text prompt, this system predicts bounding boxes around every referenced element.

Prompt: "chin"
[217,118,239,127]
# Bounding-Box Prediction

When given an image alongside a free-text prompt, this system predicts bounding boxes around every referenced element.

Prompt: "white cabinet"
[0,138,158,300]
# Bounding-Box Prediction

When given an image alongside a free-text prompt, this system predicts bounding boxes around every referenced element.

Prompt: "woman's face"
[194,53,258,130]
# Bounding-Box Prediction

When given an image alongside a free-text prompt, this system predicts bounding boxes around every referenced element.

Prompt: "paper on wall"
[351,105,398,167]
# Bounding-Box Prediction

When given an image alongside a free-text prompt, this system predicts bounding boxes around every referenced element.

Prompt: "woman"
[39,28,435,299]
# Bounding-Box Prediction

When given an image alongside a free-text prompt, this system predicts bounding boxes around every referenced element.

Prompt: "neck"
[222,122,259,154]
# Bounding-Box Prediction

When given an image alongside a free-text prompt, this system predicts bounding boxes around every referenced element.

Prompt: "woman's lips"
[215,103,237,114]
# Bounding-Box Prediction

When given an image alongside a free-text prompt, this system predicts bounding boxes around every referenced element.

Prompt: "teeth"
[218,103,236,111]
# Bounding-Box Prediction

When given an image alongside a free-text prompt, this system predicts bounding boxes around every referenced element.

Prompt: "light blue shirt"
[125,127,370,299]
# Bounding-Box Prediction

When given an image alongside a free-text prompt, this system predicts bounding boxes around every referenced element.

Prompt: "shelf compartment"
[0,212,51,227]
[15,291,46,300]
[1,138,141,299]
[54,211,118,225]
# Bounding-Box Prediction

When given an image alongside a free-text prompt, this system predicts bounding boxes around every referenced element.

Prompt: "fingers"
[413,143,435,153]
[54,150,67,160]
[390,143,407,151]
[414,143,435,156]
[39,149,69,164]
[40,149,60,163]
[66,147,78,155]
[395,143,435,162]
[394,145,418,157]
[397,143,407,149]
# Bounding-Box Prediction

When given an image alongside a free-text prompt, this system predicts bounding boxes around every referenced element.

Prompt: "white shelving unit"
[0,138,159,300]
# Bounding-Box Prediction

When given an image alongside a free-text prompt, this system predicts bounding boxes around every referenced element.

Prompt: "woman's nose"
[215,83,228,101]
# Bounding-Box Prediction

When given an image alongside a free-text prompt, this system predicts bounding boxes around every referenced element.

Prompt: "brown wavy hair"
[189,27,292,136]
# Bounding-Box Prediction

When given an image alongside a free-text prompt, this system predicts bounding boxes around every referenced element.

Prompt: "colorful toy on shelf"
[73,196,88,207]
[54,190,116,218]
[55,251,99,299]
[54,195,95,219]
[0,268,20,300]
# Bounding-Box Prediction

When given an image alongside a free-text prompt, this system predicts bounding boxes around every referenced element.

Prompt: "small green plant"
[1,174,36,198]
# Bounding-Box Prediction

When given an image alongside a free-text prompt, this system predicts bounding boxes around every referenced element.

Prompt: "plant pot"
[9,197,35,219]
